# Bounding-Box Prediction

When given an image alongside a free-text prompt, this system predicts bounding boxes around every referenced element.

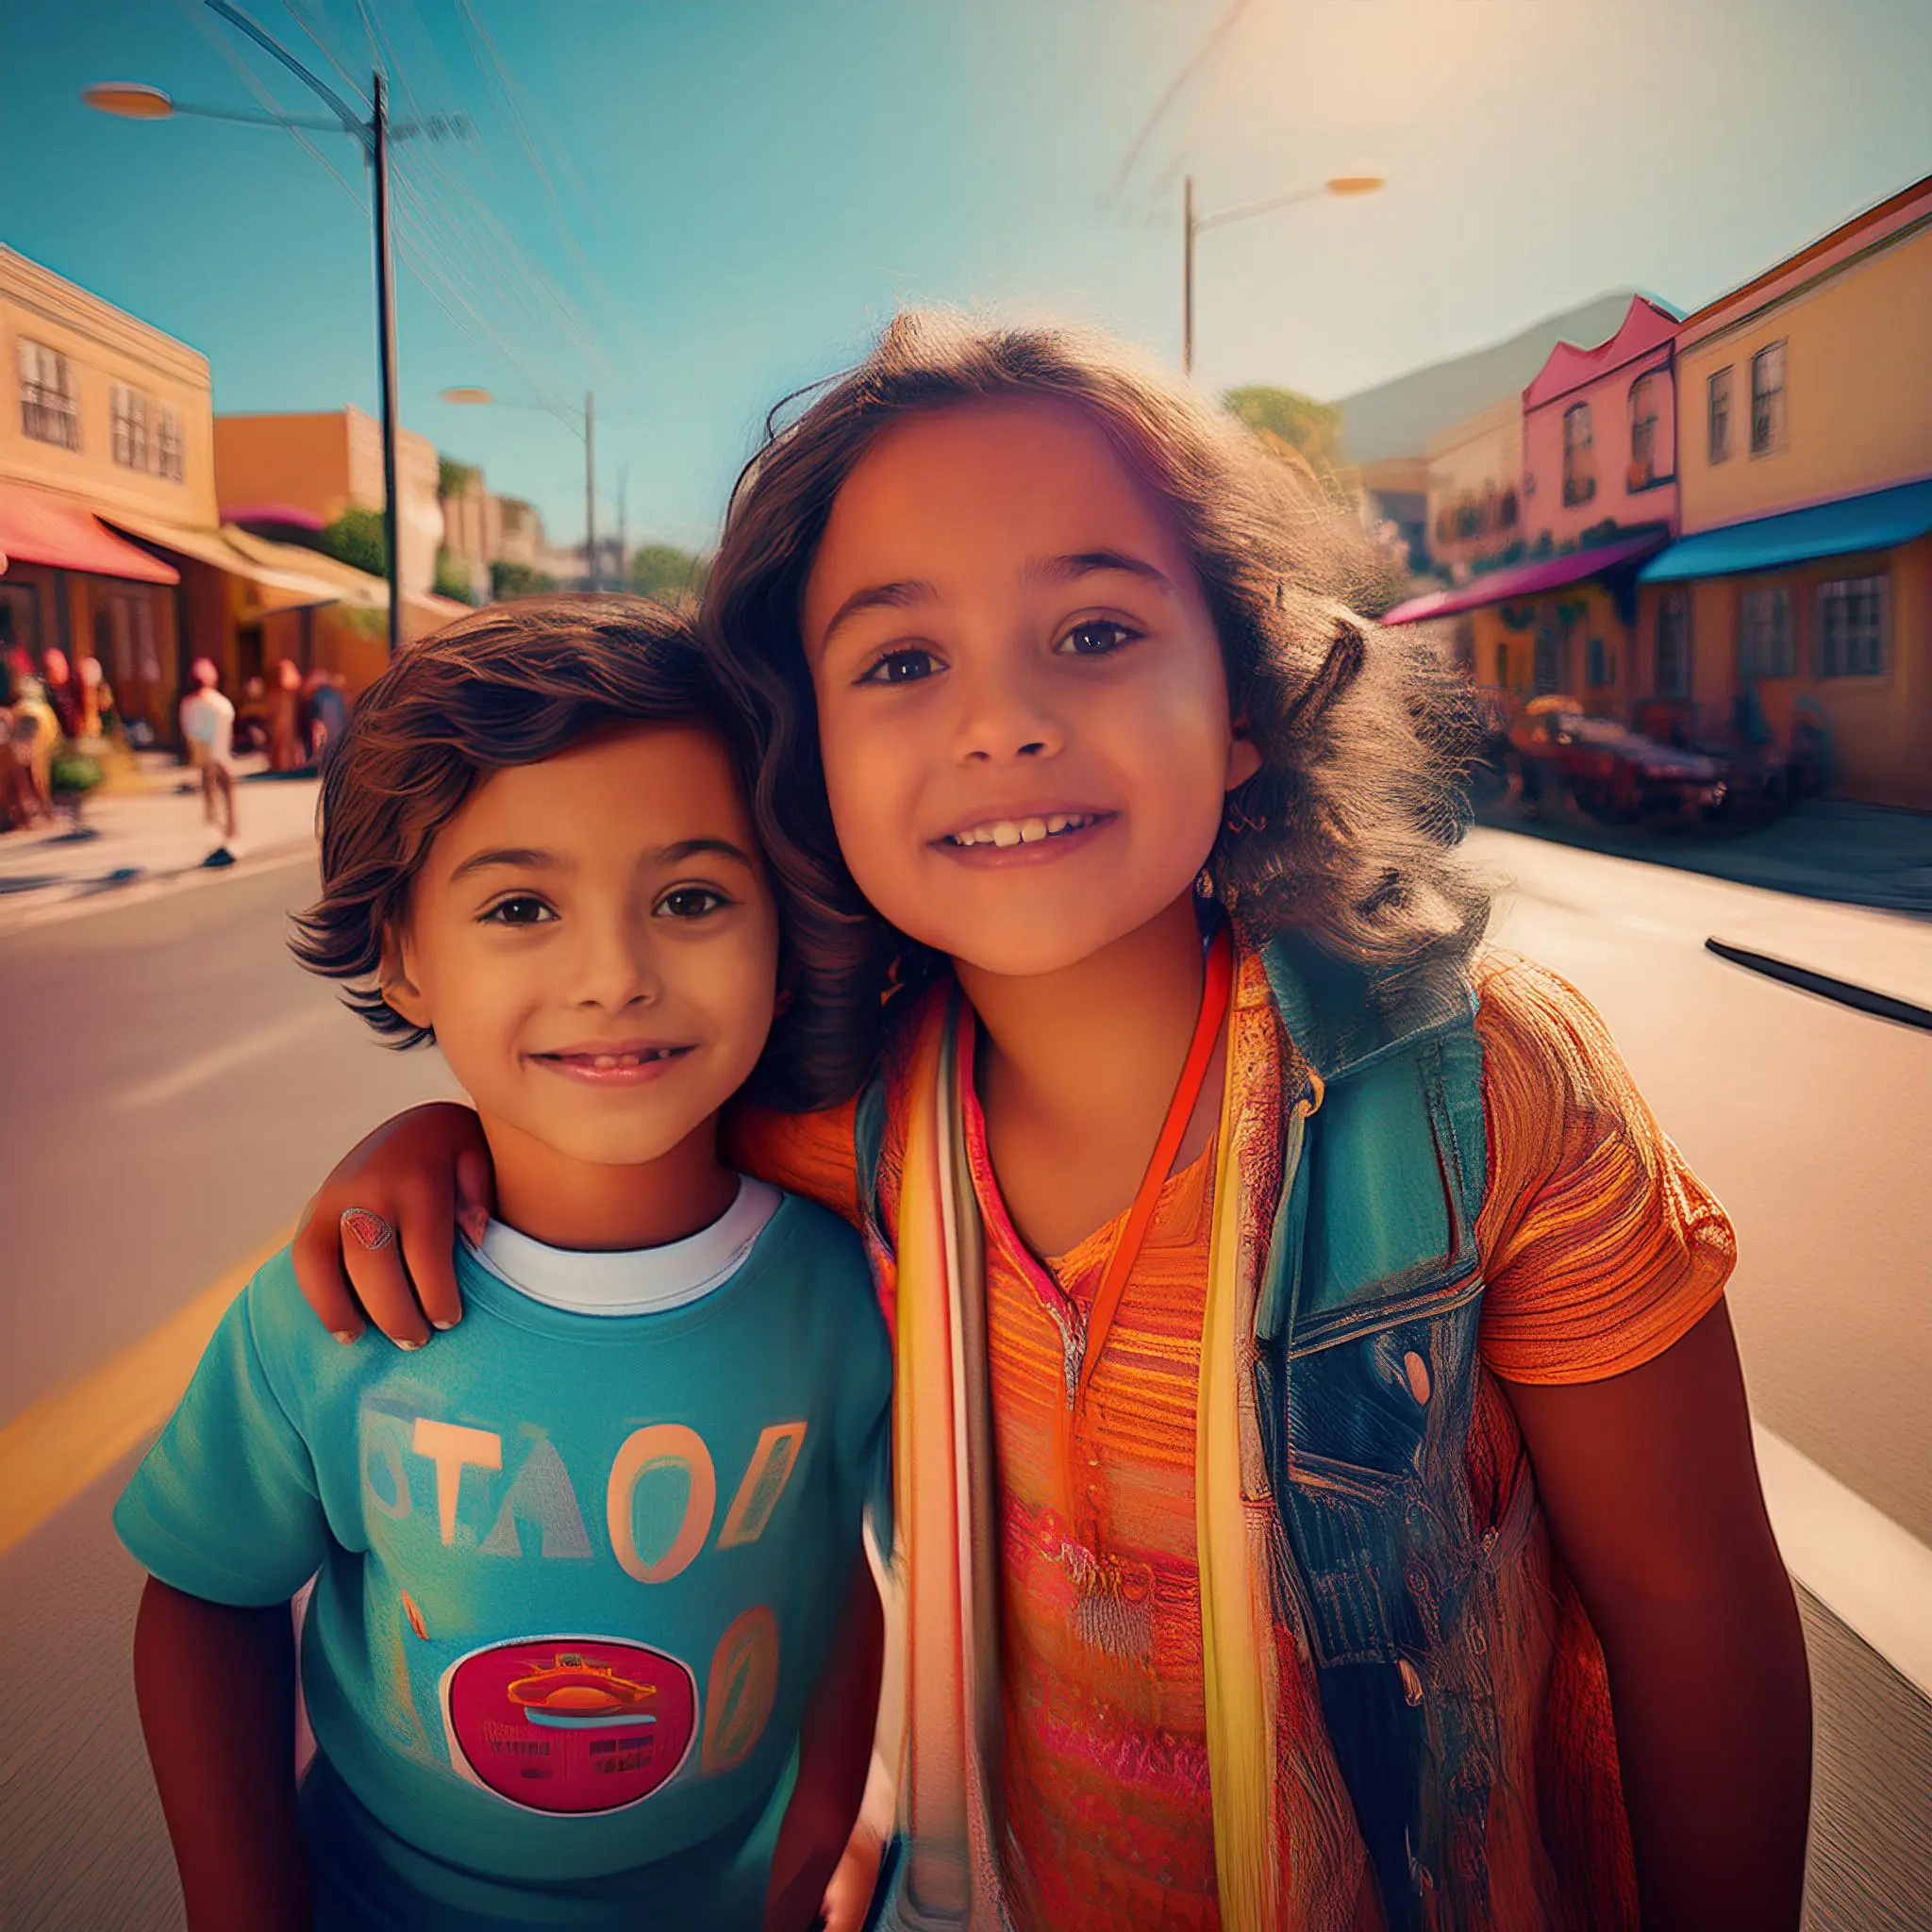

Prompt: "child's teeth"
[991,823,1022,847]
[1046,815,1068,834]
[1018,817,1047,843]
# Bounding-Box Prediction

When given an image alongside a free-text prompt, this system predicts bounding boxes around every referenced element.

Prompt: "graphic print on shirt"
[440,1634,699,1813]
[358,1401,811,1813]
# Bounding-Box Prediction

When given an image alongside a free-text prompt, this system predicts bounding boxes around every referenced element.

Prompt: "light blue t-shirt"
[115,1189,891,1930]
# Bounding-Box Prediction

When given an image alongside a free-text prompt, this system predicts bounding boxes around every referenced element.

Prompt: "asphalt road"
[1,836,1928,1930]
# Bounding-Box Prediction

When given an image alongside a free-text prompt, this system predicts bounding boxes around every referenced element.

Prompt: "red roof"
[1381,529,1668,625]
[1522,296,1679,411]
[0,482,180,585]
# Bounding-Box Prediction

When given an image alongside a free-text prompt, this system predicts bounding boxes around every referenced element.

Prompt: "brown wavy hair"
[705,309,1491,1071]
[290,595,861,1112]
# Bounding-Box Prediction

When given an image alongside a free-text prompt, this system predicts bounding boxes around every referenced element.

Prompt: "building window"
[1751,341,1786,456]
[157,405,184,481]
[109,385,184,481]
[1587,637,1612,688]
[1656,591,1691,697]
[111,384,148,470]
[18,339,79,449]
[1628,374,1659,488]
[1739,585,1796,678]
[1493,641,1508,688]
[1816,575,1886,677]
[1561,403,1595,507]
[1707,367,1733,464]
[1498,487,1518,530]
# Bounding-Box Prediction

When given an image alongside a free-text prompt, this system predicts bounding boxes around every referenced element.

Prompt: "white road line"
[115,1005,340,1110]
[1755,1423,1932,1699]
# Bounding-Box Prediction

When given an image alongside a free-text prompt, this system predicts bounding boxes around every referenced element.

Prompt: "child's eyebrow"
[448,846,564,882]
[820,578,937,649]
[657,837,757,868]
[1024,549,1174,591]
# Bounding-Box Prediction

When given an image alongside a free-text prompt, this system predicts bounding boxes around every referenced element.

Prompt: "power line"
[1110,0,1252,198]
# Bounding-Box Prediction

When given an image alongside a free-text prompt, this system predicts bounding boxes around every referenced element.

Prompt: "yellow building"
[1639,175,1932,808]
[0,244,372,743]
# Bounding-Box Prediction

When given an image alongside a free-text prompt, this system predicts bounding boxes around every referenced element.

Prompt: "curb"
[0,836,317,938]
[1705,938,1932,1030]
[1470,805,1932,917]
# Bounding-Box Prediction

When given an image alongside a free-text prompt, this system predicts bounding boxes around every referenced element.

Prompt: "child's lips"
[531,1044,693,1087]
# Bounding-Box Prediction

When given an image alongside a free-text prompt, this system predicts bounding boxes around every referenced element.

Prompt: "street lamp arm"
[1193,181,1327,234]
[203,0,369,142]
[158,99,348,133]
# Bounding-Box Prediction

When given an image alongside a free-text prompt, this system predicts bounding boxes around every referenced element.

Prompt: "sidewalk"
[1474,794,1932,917]
[0,758,320,930]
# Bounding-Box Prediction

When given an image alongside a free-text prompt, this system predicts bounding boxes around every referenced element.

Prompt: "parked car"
[1506,696,1730,827]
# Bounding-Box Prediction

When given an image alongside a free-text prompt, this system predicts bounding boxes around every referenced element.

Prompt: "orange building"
[1638,174,1932,809]
[215,407,445,605]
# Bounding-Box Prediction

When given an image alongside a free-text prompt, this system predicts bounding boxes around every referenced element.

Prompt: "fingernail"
[397,1338,425,1352]
[433,1317,458,1331]
[332,1330,359,1346]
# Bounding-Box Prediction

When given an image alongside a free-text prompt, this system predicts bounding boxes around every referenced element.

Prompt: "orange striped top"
[726,949,1736,1928]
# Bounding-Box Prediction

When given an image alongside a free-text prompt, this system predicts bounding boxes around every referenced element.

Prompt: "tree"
[320,507,386,578]
[491,559,559,600]
[627,543,708,604]
[435,551,478,604]
[1222,387,1344,472]
[438,455,478,499]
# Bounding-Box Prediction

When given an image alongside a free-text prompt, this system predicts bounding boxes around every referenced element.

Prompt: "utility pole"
[372,70,402,657]
[1183,175,1196,378]
[616,464,628,595]
[584,390,596,592]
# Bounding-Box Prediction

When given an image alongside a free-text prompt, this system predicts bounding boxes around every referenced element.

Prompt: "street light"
[441,388,600,592]
[1182,173,1385,375]
[87,3,469,657]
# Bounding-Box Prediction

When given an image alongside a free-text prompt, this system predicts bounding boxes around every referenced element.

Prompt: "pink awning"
[1382,530,1668,625]
[0,482,180,585]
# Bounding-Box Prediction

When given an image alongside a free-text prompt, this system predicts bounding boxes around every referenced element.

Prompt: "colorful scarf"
[882,949,1310,1931]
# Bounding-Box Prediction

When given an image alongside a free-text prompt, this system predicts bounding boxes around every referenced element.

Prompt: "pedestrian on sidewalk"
[267,658,305,772]
[178,658,238,854]
[6,649,58,824]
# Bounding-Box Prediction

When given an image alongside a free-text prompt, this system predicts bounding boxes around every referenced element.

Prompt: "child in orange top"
[286,316,1810,1932]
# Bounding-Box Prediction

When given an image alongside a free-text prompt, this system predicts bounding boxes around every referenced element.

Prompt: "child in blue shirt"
[115,596,891,1932]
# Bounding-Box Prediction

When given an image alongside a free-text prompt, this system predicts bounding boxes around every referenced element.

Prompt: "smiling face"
[382,724,780,1171]
[801,400,1259,979]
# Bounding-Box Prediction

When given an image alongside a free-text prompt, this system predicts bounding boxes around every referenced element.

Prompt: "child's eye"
[480,894,557,927]
[1056,619,1138,658]
[856,646,940,687]
[657,886,731,921]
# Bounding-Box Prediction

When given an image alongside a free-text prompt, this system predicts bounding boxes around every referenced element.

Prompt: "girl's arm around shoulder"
[724,1095,865,1228]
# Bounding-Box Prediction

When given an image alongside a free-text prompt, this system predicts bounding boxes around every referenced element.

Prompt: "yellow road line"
[0,1229,292,1555]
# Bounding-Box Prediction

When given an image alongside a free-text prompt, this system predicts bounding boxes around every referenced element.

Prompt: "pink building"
[1521,295,1680,548]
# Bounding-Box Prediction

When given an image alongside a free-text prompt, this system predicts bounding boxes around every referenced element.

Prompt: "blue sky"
[5,0,1928,551]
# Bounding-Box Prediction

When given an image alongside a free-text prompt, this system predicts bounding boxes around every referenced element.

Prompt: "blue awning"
[1640,477,1932,584]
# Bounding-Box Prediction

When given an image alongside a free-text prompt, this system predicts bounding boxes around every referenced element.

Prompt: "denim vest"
[1252,931,1502,1929]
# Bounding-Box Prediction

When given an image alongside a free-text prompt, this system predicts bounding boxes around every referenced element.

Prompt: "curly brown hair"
[289,594,862,1113]
[705,309,1491,1062]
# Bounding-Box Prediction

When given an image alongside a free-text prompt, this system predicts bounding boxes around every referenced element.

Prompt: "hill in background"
[1333,291,1682,462]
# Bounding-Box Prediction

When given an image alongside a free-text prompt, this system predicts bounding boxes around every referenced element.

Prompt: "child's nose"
[951,660,1065,765]
[569,915,662,1010]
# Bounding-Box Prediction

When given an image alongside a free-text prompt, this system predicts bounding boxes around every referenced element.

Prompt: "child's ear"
[1224,730,1263,791]
[379,932,431,1031]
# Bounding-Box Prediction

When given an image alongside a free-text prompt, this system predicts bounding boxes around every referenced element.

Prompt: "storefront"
[0,479,181,744]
